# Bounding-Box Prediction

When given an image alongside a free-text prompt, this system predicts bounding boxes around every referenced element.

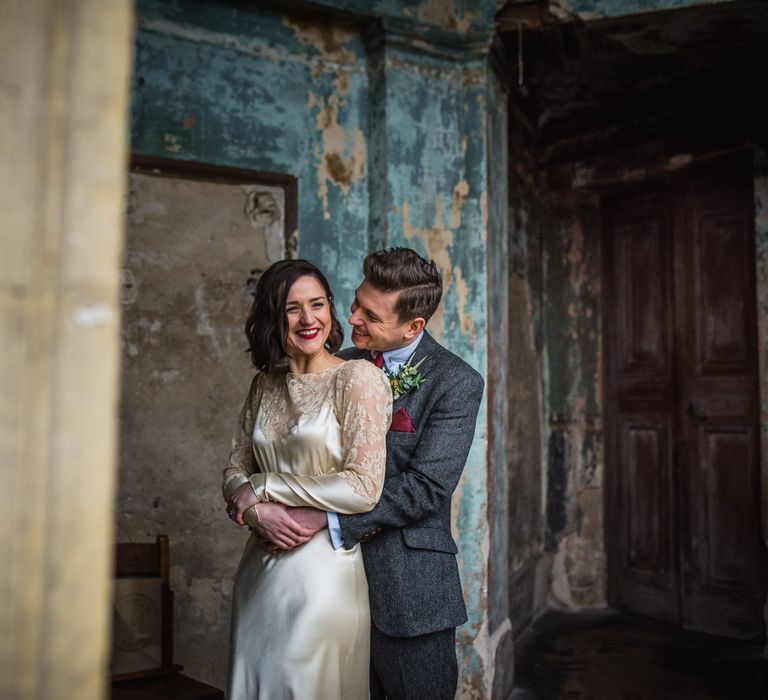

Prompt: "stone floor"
[510,608,768,700]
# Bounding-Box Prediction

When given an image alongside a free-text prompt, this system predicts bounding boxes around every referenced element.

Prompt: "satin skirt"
[227,533,370,700]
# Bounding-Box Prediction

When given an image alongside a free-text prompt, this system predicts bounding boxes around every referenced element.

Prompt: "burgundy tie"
[372,353,384,369]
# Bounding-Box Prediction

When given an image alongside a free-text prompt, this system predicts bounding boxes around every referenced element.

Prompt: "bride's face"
[284,275,333,360]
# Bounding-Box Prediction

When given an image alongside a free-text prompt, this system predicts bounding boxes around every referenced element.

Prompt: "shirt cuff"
[327,512,343,550]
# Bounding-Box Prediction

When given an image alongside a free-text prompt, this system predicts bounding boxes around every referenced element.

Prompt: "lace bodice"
[222,360,392,517]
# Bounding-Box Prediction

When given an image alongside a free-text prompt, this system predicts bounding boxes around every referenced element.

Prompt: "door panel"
[675,154,764,638]
[605,152,765,639]
[618,415,678,623]
[605,190,679,623]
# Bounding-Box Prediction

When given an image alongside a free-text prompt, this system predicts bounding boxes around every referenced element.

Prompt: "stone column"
[0,1,133,698]
[364,17,512,697]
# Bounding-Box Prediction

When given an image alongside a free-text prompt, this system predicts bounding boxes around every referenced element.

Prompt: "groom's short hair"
[363,247,442,323]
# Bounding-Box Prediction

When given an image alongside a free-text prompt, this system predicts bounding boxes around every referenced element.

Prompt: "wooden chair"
[111,535,223,700]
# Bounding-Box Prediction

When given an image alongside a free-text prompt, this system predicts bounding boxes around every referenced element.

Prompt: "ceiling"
[497,0,768,165]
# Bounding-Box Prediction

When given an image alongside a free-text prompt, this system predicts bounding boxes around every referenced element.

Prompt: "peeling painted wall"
[540,195,606,608]
[486,64,515,700]
[125,0,502,695]
[368,35,497,696]
[131,0,371,305]
[506,185,549,637]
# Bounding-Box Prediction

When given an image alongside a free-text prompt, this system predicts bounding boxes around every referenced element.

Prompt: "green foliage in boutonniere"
[383,352,427,399]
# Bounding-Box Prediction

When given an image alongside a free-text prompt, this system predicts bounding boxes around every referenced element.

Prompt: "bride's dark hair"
[245,259,344,372]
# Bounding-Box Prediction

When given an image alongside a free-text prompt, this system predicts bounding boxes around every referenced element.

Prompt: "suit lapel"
[391,331,438,410]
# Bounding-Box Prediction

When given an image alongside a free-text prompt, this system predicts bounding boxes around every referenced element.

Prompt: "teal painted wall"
[367,44,494,693]
[129,0,503,695]
[132,0,372,304]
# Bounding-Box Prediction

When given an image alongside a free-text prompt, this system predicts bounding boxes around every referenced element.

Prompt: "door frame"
[600,148,768,635]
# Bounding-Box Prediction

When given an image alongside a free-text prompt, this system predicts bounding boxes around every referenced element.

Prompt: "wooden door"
[604,152,765,639]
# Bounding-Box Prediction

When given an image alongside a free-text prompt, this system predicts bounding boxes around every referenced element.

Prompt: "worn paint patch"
[309,92,366,220]
[549,490,606,608]
[480,191,488,241]
[282,15,356,65]
[417,0,479,33]
[402,198,455,339]
[163,133,181,154]
[454,266,476,345]
[451,180,470,229]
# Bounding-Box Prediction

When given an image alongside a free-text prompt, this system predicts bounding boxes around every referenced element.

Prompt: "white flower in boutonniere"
[383,352,427,399]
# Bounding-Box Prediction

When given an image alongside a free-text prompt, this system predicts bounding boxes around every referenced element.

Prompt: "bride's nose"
[298,306,313,325]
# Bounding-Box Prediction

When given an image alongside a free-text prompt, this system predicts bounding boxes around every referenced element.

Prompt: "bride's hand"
[228,482,258,526]
[251,503,315,551]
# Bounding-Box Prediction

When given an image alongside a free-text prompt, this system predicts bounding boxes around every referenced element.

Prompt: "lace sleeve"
[336,360,392,503]
[221,374,261,501]
[248,361,392,513]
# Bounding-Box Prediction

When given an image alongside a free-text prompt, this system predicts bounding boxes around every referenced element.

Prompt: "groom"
[287,247,483,699]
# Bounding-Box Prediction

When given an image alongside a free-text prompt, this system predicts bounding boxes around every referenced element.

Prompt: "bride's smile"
[284,275,335,365]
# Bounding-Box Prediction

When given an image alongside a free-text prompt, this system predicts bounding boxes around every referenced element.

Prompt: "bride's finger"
[280,517,315,538]
[273,534,298,549]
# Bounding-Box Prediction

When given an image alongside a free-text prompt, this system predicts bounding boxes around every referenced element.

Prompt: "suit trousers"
[370,625,458,700]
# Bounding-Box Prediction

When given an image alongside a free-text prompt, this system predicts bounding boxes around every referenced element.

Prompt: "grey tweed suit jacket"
[337,331,484,638]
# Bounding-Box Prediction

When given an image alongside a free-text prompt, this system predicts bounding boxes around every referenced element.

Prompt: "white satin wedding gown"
[222,359,392,700]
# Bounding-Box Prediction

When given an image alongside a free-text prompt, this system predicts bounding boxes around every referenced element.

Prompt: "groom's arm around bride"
[266,248,483,700]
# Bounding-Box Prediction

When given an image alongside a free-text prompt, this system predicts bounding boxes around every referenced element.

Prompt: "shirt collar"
[373,331,425,367]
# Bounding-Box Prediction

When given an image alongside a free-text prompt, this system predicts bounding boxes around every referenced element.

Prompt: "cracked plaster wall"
[540,194,606,609]
[506,185,550,637]
[125,0,502,695]
[118,172,285,687]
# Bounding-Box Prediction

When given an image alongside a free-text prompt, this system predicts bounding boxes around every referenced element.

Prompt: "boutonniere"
[384,352,427,400]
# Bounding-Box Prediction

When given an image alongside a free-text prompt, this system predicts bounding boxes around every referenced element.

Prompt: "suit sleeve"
[337,369,484,546]
[246,362,392,515]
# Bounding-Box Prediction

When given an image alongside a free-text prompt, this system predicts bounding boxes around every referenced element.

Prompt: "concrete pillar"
[0,1,133,698]
[364,19,510,696]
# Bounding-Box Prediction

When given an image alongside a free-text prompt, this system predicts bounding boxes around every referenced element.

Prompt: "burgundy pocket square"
[390,407,416,433]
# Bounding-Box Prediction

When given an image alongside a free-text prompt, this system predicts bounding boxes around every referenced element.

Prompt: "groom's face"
[348,280,419,352]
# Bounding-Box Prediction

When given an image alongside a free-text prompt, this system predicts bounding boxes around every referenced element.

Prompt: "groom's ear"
[403,317,426,340]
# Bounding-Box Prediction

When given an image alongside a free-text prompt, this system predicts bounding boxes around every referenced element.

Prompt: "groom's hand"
[287,506,328,533]
[262,507,327,554]
[250,502,314,550]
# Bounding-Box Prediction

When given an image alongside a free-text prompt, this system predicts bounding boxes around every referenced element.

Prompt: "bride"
[222,259,392,699]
